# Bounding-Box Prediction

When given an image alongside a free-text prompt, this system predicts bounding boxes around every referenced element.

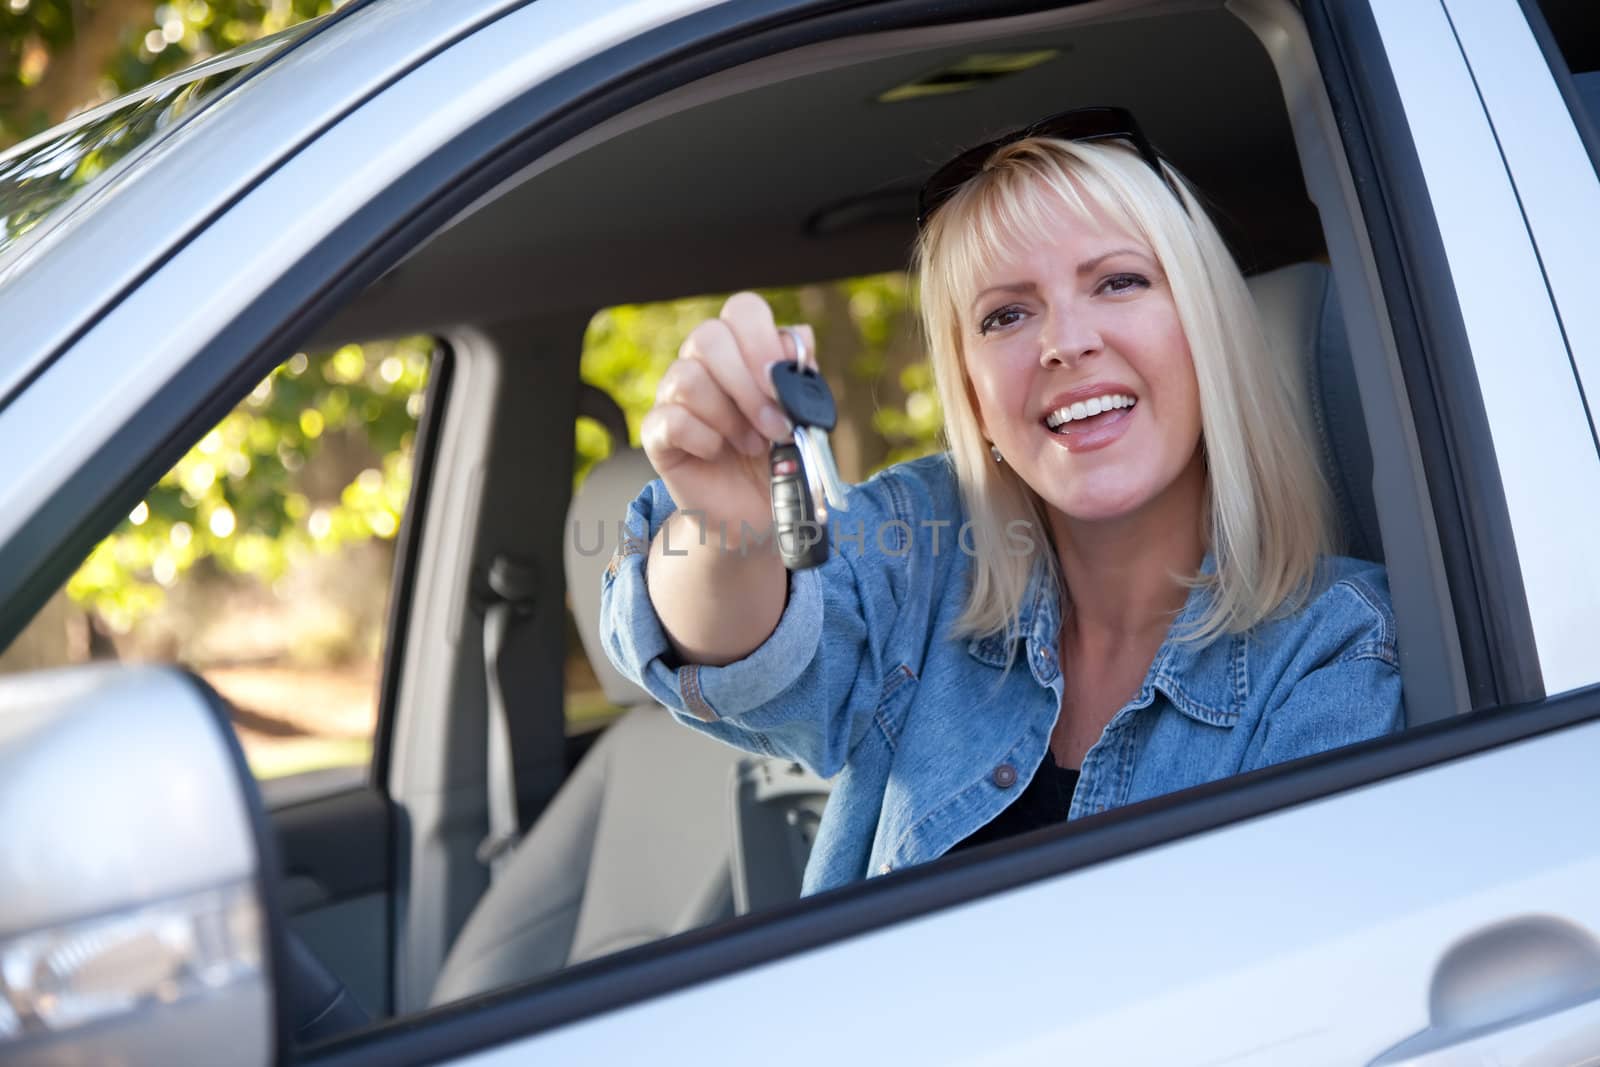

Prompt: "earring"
[990,445,1004,464]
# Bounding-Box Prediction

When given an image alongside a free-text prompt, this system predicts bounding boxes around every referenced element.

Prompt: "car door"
[2,0,1599,1064]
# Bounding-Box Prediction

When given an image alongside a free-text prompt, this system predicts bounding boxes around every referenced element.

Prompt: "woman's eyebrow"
[1077,247,1149,274]
[970,281,1035,311]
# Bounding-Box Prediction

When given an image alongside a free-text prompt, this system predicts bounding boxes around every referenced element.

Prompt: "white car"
[2,0,1599,1063]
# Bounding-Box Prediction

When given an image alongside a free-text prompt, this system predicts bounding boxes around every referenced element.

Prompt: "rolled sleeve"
[598,472,912,774]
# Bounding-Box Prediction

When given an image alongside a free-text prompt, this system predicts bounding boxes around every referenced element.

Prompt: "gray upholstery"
[564,444,659,707]
[429,444,742,1006]
[1246,262,1382,562]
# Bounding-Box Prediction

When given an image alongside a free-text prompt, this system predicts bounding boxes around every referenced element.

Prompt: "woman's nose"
[1039,310,1103,368]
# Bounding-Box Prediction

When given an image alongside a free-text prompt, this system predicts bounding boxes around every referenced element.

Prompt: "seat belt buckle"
[476,831,518,869]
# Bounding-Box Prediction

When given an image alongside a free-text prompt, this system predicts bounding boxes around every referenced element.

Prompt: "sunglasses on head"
[915,105,1186,230]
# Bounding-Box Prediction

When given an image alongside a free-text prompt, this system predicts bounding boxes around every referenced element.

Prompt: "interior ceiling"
[327,6,1318,343]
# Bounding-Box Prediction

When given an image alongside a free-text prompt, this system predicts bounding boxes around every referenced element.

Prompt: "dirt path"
[203,664,379,779]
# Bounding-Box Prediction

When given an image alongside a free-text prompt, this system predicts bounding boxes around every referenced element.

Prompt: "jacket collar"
[967,552,1244,728]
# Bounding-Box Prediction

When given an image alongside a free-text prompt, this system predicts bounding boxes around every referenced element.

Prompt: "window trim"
[1304,0,1544,707]
[372,337,454,793]
[1426,0,1600,698]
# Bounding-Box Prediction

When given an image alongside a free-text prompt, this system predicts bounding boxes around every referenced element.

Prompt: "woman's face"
[961,196,1204,526]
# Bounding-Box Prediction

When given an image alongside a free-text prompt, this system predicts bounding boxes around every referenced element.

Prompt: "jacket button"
[992,763,1018,789]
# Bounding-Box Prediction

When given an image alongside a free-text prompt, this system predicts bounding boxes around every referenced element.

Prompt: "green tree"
[69,338,431,634]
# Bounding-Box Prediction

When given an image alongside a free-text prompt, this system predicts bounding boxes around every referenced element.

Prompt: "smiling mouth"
[1042,393,1137,434]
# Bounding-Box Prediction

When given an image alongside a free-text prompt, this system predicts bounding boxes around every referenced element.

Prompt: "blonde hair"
[913,137,1333,646]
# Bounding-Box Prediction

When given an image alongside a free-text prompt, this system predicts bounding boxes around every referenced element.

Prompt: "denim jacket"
[600,453,1404,895]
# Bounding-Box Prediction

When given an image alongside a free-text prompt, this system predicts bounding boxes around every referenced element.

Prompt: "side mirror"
[0,664,279,1067]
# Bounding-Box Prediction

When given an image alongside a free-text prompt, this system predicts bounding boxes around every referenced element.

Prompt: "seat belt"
[476,555,539,881]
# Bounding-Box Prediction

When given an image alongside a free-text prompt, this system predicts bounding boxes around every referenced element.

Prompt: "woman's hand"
[640,292,813,537]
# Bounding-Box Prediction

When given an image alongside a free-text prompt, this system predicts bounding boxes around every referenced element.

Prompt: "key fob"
[769,362,837,432]
[770,442,828,570]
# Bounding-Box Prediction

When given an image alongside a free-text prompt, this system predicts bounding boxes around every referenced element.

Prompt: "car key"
[769,327,849,570]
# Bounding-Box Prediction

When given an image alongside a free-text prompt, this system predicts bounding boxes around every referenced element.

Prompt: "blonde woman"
[600,106,1403,893]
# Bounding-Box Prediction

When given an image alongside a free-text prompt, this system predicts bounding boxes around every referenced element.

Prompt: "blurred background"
[0,0,944,778]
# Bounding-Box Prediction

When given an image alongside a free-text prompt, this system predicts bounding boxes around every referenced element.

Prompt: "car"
[1,0,1599,1062]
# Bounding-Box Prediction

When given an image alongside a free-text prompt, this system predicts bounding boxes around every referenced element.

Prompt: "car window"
[7,0,1447,1044]
[0,337,434,782]
[564,273,931,737]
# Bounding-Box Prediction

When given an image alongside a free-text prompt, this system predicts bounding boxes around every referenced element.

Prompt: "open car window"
[353,0,1449,1030]
[0,337,434,783]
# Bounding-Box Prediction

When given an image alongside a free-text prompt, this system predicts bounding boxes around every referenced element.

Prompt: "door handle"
[1370,916,1600,1066]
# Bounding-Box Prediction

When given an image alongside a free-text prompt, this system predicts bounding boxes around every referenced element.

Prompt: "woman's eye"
[1098,273,1149,295]
[979,306,1025,335]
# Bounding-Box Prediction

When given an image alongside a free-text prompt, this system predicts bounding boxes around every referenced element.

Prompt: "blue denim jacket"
[600,453,1404,895]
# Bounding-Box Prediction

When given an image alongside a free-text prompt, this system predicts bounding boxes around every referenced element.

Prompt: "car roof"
[0,0,1317,391]
[323,3,1318,342]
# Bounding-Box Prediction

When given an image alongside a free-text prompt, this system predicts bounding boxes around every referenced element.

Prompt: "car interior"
[260,0,1465,1036]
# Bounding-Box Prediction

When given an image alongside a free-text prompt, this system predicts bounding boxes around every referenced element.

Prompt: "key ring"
[779,325,815,373]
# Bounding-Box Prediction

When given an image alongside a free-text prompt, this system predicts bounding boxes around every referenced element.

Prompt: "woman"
[600,107,1403,894]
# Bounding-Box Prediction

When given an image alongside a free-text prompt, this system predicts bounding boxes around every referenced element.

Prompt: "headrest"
[1246,261,1382,562]
[566,444,660,708]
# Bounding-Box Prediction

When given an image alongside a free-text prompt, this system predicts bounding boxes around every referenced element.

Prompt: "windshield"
[0,26,311,267]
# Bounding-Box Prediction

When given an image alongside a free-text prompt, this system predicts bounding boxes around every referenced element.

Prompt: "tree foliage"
[69,338,431,633]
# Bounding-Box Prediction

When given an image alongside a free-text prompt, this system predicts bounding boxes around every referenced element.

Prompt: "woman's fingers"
[656,296,820,470]
[640,403,727,464]
[718,293,813,441]
[655,357,765,456]
[683,313,791,443]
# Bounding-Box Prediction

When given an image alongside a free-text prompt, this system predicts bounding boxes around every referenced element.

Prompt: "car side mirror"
[0,664,280,1067]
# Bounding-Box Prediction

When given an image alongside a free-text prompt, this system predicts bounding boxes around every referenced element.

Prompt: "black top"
[947,747,1080,854]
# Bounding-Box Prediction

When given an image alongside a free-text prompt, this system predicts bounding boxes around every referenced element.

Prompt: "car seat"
[1248,261,1382,562]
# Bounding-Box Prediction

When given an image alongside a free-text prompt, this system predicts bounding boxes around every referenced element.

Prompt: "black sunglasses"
[916,105,1185,229]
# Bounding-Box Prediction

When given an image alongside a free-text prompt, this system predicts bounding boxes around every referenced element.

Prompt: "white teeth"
[1044,393,1135,430]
